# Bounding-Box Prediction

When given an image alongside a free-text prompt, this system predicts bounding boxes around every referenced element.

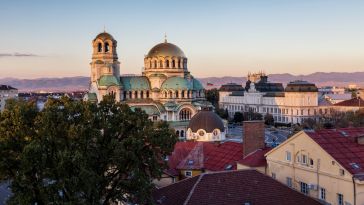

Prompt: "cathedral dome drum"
[187,109,226,142]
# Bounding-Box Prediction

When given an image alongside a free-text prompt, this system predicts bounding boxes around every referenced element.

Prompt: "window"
[105,42,110,52]
[159,60,163,68]
[302,154,307,165]
[285,151,291,161]
[300,182,309,195]
[286,177,292,188]
[271,172,276,179]
[185,171,192,177]
[337,193,344,205]
[97,42,102,52]
[310,158,314,166]
[172,60,175,68]
[320,188,326,201]
[339,169,345,176]
[154,60,157,68]
[179,108,192,121]
[166,60,169,68]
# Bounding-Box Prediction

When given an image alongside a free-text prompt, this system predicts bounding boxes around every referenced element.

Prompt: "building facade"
[0,85,18,111]
[219,72,331,124]
[85,32,210,137]
[265,129,364,205]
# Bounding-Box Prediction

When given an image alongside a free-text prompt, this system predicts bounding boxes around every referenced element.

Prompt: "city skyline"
[1,0,364,78]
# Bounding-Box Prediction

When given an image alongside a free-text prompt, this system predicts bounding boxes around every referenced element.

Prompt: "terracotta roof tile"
[153,170,321,205]
[238,147,272,167]
[306,128,364,177]
[334,97,364,107]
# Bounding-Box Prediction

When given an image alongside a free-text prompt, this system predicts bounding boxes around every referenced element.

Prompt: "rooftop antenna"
[164,33,167,43]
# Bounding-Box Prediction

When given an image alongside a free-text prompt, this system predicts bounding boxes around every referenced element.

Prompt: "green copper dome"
[98,75,121,87]
[193,78,204,90]
[120,76,151,91]
[161,77,192,90]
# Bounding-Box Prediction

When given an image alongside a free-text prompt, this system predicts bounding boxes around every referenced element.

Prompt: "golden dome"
[94,32,115,41]
[147,42,186,58]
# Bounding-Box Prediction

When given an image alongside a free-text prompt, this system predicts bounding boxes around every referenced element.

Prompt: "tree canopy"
[0,96,177,204]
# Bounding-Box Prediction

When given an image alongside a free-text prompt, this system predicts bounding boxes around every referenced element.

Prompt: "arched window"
[183,59,187,69]
[166,60,170,68]
[164,91,167,98]
[176,130,180,136]
[105,42,110,52]
[180,130,184,137]
[154,60,157,68]
[146,91,150,98]
[149,61,152,68]
[177,59,181,68]
[129,91,132,99]
[179,108,192,121]
[159,60,163,68]
[182,90,185,98]
[169,91,173,98]
[140,91,144,99]
[123,91,127,99]
[172,60,176,68]
[176,91,179,98]
[134,91,138,99]
[98,43,102,52]
[198,90,201,97]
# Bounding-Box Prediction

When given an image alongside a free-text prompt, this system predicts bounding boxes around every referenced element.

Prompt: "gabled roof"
[153,170,322,205]
[238,147,272,167]
[306,128,364,177]
[333,97,364,107]
[167,141,243,174]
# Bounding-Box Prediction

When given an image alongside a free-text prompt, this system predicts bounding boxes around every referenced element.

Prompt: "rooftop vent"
[340,131,349,137]
[350,163,361,169]
[188,160,194,165]
[225,164,233,170]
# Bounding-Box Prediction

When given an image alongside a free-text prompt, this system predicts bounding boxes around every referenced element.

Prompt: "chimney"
[243,121,265,157]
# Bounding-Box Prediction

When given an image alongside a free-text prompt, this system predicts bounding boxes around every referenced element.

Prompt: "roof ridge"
[183,173,204,205]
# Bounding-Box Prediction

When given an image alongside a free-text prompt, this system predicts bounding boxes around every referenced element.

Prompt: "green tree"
[264,113,274,126]
[0,96,177,204]
[233,112,244,123]
[243,111,263,121]
[205,88,219,107]
[216,108,229,120]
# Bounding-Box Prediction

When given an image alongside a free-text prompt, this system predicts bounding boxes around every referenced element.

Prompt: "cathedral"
[84,32,211,138]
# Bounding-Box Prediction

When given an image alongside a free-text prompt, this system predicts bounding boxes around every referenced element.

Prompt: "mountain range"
[1,72,363,92]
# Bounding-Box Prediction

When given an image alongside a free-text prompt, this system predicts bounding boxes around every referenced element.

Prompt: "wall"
[266,131,364,205]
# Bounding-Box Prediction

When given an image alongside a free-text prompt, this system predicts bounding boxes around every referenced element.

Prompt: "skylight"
[350,163,361,169]
[188,160,194,165]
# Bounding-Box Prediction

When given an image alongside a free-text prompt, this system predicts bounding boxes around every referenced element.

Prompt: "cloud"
[0,53,39,57]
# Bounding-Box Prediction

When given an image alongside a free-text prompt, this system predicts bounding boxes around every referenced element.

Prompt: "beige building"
[0,85,18,111]
[265,129,364,205]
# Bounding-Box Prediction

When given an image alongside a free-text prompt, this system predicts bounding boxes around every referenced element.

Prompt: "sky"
[0,0,364,78]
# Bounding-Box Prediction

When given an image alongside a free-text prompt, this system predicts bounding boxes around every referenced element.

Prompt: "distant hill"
[1,72,364,92]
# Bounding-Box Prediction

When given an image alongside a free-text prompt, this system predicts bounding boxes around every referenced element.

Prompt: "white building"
[219,73,331,125]
[0,85,18,111]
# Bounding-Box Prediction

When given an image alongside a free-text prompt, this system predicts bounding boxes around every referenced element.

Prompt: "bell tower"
[90,32,120,83]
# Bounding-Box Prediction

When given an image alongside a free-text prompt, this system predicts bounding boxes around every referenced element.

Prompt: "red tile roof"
[334,97,364,107]
[238,147,272,167]
[167,141,244,174]
[153,170,321,205]
[306,128,364,178]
